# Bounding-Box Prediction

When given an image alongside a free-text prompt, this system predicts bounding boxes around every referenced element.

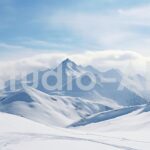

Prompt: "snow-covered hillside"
[70,105,144,127]
[72,104,150,150]
[0,110,150,150]
[76,104,150,133]
[0,112,110,150]
[0,87,120,127]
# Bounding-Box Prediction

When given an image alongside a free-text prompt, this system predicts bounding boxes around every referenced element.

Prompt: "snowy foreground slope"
[1,90,150,149]
[72,105,150,150]
[0,111,150,150]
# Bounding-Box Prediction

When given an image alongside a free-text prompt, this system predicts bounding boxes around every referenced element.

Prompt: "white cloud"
[38,5,150,53]
[19,38,71,48]
[118,5,150,21]
[0,43,40,60]
[0,41,74,61]
[0,50,148,87]
[48,12,126,47]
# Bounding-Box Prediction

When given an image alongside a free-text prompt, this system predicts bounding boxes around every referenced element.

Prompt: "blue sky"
[0,0,150,59]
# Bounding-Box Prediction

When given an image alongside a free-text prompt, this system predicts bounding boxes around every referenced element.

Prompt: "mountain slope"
[0,112,150,150]
[72,105,150,150]
[0,112,137,150]
[0,87,120,127]
[70,104,150,129]
[69,105,144,127]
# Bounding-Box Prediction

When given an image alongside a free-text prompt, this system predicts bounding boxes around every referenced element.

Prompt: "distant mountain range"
[0,58,149,127]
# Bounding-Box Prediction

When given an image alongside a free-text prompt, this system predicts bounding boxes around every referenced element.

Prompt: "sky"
[0,0,150,60]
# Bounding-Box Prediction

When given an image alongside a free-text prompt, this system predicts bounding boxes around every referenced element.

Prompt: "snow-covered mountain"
[4,59,147,105]
[0,87,120,127]
[0,58,150,149]
[1,59,148,127]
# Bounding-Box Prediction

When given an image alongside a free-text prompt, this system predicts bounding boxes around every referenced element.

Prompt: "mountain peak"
[62,58,75,65]
[56,58,84,76]
[64,58,72,62]
[61,58,78,68]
